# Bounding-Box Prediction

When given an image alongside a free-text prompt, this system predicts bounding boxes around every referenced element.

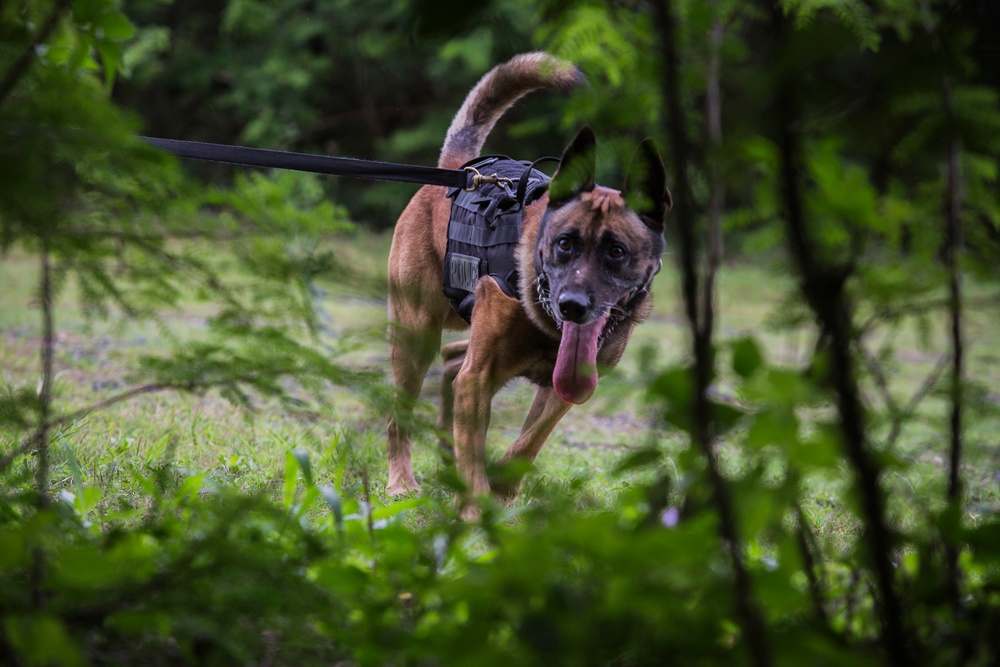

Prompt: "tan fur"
[581,186,626,214]
[385,54,669,519]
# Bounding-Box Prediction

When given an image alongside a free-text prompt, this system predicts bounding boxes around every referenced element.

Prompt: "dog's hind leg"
[386,313,442,496]
[491,386,573,502]
[438,340,468,454]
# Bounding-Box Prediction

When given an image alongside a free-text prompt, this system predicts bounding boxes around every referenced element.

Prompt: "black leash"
[3,122,518,191]
[140,136,475,190]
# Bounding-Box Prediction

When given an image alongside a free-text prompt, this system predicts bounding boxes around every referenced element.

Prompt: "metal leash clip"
[463,166,515,192]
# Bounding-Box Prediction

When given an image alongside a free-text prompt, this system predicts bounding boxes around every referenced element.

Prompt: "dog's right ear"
[623,137,671,234]
[548,125,597,205]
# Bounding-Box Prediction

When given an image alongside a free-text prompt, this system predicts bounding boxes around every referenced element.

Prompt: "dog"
[385,52,671,517]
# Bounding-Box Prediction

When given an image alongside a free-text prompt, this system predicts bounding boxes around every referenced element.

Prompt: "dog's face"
[534,127,671,404]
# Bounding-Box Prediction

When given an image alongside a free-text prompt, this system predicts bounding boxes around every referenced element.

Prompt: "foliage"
[2,0,1000,665]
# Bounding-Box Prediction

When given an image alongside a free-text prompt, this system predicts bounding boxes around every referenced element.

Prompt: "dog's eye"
[556,237,573,253]
[607,245,627,260]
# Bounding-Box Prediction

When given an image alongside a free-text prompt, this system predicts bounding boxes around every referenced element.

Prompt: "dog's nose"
[557,291,591,323]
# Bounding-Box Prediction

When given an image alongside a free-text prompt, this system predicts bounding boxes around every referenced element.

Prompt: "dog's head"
[534,126,671,404]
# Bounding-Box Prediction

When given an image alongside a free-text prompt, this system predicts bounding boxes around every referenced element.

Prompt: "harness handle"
[515,156,560,205]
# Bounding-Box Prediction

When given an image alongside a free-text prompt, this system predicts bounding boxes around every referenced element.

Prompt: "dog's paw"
[459,504,481,522]
[489,479,521,505]
[386,478,421,496]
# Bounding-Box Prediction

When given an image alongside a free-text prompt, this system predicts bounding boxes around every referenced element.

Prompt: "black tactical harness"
[442,155,556,322]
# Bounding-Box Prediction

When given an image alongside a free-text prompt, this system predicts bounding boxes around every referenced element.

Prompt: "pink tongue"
[553,315,608,404]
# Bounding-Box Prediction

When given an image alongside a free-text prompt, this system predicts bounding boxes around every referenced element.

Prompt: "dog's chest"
[519,354,558,386]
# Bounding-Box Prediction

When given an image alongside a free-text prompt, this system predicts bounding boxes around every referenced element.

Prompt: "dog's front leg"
[450,278,527,520]
[491,386,573,502]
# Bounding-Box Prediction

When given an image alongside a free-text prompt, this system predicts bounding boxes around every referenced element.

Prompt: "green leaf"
[731,337,764,379]
[292,449,313,487]
[745,407,799,451]
[106,611,171,637]
[283,451,298,510]
[935,501,963,544]
[73,0,110,23]
[711,400,746,436]
[965,521,1000,556]
[75,487,103,516]
[371,497,428,520]
[0,526,29,572]
[612,447,662,475]
[97,12,135,41]
[487,457,533,483]
[4,614,85,667]
[61,444,87,502]
[792,423,842,469]
[320,485,343,529]
[651,366,696,433]
[649,366,694,407]
[95,41,121,91]
[52,545,120,589]
[176,473,207,503]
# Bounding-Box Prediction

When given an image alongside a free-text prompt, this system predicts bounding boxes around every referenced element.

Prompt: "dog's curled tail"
[439,52,585,170]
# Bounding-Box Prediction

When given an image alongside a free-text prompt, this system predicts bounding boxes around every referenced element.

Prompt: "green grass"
[2,234,999,545]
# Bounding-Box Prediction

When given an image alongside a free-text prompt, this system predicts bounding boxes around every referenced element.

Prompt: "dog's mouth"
[536,274,634,405]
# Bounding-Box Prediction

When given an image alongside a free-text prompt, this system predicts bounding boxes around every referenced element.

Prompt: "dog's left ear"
[623,138,671,233]
[549,125,597,205]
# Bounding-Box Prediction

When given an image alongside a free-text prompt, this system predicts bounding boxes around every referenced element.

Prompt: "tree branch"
[858,341,900,417]
[655,2,771,665]
[919,1,967,636]
[1,383,198,474]
[795,505,833,632]
[703,6,726,332]
[0,0,72,109]
[29,232,56,612]
[769,6,911,664]
[886,353,951,451]
[856,294,998,337]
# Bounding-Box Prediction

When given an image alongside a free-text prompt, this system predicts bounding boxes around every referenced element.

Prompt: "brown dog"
[385,52,670,516]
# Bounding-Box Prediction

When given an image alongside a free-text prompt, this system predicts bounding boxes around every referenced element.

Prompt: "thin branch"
[362,470,375,540]
[655,2,771,666]
[1,383,198,473]
[34,239,54,506]
[843,567,860,637]
[795,506,832,632]
[886,353,951,450]
[703,6,726,332]
[919,0,967,635]
[30,233,56,612]
[0,0,72,109]
[859,342,900,416]
[856,294,998,337]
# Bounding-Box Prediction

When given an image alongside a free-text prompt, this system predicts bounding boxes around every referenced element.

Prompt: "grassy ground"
[2,232,998,545]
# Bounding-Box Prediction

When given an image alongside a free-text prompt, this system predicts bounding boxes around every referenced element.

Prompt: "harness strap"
[516,156,560,204]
